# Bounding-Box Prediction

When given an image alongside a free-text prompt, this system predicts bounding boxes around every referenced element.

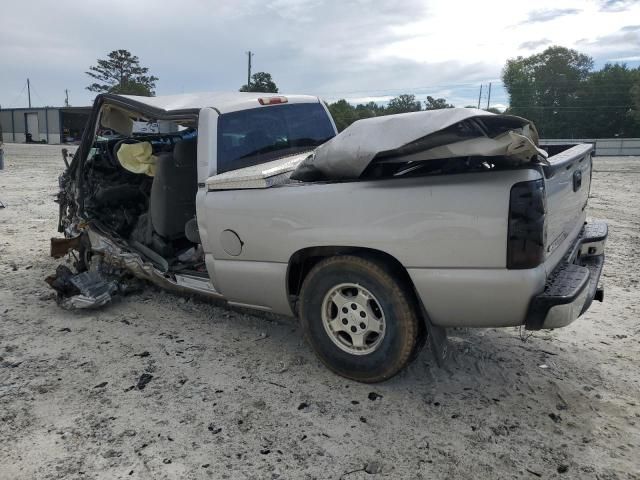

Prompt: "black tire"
[299,255,419,383]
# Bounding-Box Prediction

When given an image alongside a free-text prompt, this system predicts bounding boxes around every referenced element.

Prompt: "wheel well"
[287,246,417,314]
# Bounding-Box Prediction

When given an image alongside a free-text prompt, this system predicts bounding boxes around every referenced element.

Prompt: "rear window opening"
[217,103,335,174]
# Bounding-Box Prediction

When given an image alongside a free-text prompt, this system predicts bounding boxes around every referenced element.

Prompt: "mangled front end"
[50,97,219,309]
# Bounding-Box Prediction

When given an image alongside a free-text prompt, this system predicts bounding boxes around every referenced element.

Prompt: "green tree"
[632,77,640,131]
[328,99,359,131]
[240,72,279,93]
[386,94,422,114]
[328,95,456,132]
[424,96,454,110]
[502,46,593,137]
[579,64,640,137]
[355,101,385,119]
[86,49,158,96]
[327,100,389,131]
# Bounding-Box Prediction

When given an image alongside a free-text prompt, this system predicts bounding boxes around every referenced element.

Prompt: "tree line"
[325,46,640,136]
[85,47,640,138]
[326,95,459,131]
[503,46,640,138]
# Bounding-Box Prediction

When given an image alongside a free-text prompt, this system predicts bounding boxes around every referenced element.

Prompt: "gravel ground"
[1,143,639,480]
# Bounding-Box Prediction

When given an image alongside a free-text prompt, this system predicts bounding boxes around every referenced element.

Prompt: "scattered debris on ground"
[45,261,145,310]
[135,373,153,390]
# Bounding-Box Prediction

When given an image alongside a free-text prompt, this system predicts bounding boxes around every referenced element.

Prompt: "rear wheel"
[299,255,419,383]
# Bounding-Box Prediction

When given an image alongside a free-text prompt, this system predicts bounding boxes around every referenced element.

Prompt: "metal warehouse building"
[0,106,91,144]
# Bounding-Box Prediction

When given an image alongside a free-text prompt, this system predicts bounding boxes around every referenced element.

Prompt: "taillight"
[258,96,288,105]
[507,179,546,269]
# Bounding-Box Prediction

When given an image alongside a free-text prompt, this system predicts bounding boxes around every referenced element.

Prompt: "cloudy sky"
[1,0,639,110]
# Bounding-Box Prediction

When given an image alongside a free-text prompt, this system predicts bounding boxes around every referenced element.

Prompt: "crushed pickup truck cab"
[52,92,607,383]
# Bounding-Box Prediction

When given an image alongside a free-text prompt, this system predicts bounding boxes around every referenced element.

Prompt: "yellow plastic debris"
[117,142,157,176]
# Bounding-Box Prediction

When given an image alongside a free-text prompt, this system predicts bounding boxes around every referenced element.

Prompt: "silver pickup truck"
[53,92,607,382]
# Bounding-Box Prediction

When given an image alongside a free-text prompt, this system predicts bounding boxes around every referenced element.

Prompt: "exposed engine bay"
[55,102,209,308]
[81,130,204,273]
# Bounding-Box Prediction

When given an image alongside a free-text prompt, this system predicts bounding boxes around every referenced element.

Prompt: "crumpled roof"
[291,108,546,181]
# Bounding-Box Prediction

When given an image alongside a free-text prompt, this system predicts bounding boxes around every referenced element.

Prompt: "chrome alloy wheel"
[321,283,386,355]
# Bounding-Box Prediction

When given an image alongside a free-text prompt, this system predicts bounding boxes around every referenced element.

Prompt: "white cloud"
[521,8,581,24]
[608,55,640,61]
[1,0,639,109]
[598,0,640,12]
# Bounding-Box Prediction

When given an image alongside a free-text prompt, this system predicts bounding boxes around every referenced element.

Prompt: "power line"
[315,81,505,97]
[315,79,640,98]
[506,105,634,109]
[326,85,637,98]
[6,81,28,108]
[350,86,635,100]
[29,81,47,107]
[316,86,639,105]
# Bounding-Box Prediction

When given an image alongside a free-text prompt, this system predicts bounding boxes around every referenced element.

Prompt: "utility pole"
[246,51,254,89]
[65,89,69,107]
[477,84,483,109]
[486,82,492,110]
[27,78,31,108]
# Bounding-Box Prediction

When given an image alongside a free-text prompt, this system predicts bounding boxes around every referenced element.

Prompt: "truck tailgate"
[543,144,593,263]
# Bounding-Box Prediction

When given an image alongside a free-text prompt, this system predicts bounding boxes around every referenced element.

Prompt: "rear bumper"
[525,221,607,330]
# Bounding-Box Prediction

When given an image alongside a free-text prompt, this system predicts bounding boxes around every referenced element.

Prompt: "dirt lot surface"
[1,143,639,480]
